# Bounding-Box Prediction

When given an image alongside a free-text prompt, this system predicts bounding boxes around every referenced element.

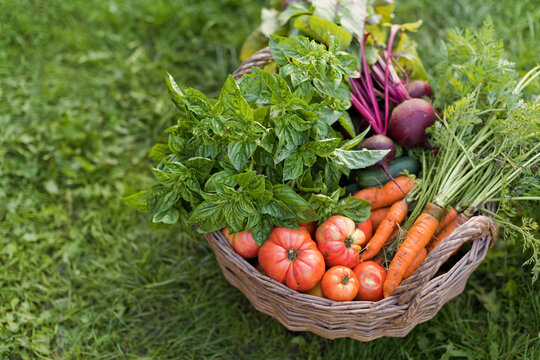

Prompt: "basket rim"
[205,214,497,308]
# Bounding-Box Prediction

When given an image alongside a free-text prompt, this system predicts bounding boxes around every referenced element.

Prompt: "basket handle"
[232,47,273,79]
[391,215,498,325]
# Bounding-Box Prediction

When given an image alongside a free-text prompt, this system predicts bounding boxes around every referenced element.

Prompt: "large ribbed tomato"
[357,218,373,243]
[222,227,260,259]
[321,266,359,301]
[315,215,366,268]
[258,227,325,292]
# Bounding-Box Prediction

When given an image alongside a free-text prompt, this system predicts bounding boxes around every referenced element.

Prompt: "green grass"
[0,0,538,358]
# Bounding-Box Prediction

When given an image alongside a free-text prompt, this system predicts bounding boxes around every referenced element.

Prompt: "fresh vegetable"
[384,202,444,297]
[403,247,427,279]
[407,80,433,99]
[222,227,260,259]
[304,281,324,298]
[299,221,316,238]
[321,266,359,302]
[258,227,325,291]
[402,22,540,280]
[352,156,420,188]
[353,176,414,210]
[435,206,458,235]
[353,261,386,302]
[316,215,366,268]
[357,218,373,243]
[388,98,436,149]
[428,213,469,253]
[369,206,391,231]
[361,200,408,261]
[359,135,397,185]
[124,34,391,245]
[350,26,409,136]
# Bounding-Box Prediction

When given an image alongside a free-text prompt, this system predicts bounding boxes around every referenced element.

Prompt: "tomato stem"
[287,248,298,262]
[344,236,355,248]
[341,274,350,285]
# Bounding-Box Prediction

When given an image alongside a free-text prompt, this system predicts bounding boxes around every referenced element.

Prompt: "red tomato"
[316,215,366,268]
[357,218,373,242]
[303,281,323,298]
[353,261,386,301]
[321,266,359,301]
[222,227,260,259]
[299,222,316,238]
[258,227,325,292]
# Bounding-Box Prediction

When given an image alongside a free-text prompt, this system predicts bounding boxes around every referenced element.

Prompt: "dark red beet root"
[360,135,396,169]
[407,80,433,99]
[360,135,409,194]
[388,98,436,149]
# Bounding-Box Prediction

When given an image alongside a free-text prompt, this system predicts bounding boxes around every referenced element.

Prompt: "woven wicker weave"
[202,49,499,341]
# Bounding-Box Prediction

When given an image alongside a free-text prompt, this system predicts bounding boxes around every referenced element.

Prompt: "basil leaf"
[228,140,257,171]
[149,143,170,161]
[233,171,256,189]
[122,191,148,213]
[273,184,318,222]
[251,216,274,245]
[283,153,304,181]
[337,112,356,138]
[147,184,179,214]
[307,138,341,157]
[340,127,370,150]
[153,207,180,224]
[336,196,371,223]
[333,148,389,169]
[186,157,214,180]
[260,200,296,219]
[189,201,223,225]
[165,72,184,110]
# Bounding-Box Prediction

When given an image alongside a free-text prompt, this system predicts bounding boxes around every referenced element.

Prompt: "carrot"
[427,213,469,253]
[436,206,458,235]
[361,200,408,261]
[370,206,391,231]
[353,176,414,210]
[403,247,427,279]
[383,202,444,298]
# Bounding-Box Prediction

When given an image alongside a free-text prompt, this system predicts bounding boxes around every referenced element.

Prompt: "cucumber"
[352,156,421,188]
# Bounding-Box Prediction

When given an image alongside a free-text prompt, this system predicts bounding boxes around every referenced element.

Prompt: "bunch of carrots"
[353,176,469,298]
[356,66,540,297]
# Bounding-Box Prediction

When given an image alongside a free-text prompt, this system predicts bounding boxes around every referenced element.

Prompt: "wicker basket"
[203,48,499,341]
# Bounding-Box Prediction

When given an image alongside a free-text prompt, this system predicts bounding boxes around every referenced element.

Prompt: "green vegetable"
[351,156,420,188]
[125,34,389,244]
[409,20,540,280]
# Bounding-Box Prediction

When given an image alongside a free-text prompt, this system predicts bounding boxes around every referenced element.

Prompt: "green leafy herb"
[124,34,388,244]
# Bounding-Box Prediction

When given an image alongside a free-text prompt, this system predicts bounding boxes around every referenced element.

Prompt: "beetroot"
[388,98,436,149]
[360,135,410,194]
[407,80,433,99]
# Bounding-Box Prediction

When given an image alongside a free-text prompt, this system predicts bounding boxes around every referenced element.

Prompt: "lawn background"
[0,0,539,358]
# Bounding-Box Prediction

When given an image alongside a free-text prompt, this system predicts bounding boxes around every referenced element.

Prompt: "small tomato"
[258,227,325,292]
[353,261,386,301]
[316,215,366,268]
[303,281,323,298]
[222,227,260,259]
[321,266,359,301]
